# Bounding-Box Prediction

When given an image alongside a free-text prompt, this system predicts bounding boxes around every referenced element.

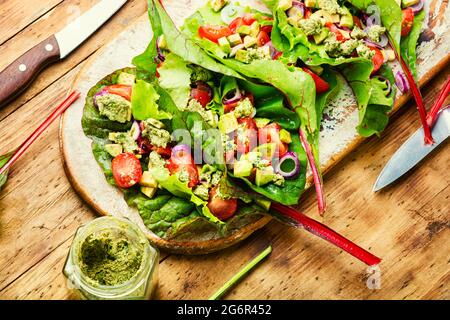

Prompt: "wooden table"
[0,0,449,300]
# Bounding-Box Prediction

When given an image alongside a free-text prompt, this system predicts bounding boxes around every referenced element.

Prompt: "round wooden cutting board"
[60,0,450,254]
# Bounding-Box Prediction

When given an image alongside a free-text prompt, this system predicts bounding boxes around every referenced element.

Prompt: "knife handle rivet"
[45,44,54,52]
[18,64,27,72]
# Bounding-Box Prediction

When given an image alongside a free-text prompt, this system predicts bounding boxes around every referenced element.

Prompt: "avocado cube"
[384,49,396,62]
[141,186,157,199]
[254,118,271,129]
[255,167,275,187]
[117,72,136,86]
[230,43,245,57]
[402,0,419,8]
[313,28,329,44]
[228,33,243,46]
[340,15,354,28]
[139,171,158,188]
[237,25,251,36]
[105,144,123,157]
[218,112,239,134]
[235,49,250,63]
[279,129,292,144]
[254,198,271,211]
[330,14,340,23]
[243,35,257,48]
[218,36,231,54]
[254,143,277,159]
[250,21,260,38]
[287,17,299,27]
[304,0,317,8]
[277,0,293,11]
[234,159,253,177]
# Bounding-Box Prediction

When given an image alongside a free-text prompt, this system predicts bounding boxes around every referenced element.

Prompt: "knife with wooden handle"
[0,0,127,108]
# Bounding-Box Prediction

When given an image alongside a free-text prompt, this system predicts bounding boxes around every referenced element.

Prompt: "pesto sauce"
[79,231,143,286]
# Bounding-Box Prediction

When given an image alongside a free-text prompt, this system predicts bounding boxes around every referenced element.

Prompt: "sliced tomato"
[258,123,289,158]
[242,13,256,25]
[302,68,330,94]
[304,9,312,19]
[166,147,199,188]
[111,153,143,189]
[273,51,283,60]
[401,8,414,37]
[198,25,232,43]
[353,16,363,29]
[103,85,132,101]
[369,46,384,75]
[153,146,172,158]
[257,30,271,47]
[191,82,212,108]
[229,17,245,33]
[236,117,258,155]
[325,23,346,42]
[207,187,238,220]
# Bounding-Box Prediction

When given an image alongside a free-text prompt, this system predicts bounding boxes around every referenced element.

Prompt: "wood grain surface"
[0,0,449,300]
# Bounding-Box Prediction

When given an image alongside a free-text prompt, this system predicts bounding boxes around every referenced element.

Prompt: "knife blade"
[0,0,127,108]
[373,108,450,192]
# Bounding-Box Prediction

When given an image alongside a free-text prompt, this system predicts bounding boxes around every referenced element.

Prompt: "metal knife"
[0,0,127,108]
[373,108,450,192]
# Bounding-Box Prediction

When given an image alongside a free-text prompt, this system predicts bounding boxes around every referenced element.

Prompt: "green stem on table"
[208,245,272,300]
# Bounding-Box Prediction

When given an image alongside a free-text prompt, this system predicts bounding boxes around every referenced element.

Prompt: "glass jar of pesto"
[63,216,158,300]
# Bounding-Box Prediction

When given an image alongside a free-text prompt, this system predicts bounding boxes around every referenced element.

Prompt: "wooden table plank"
[0,1,448,300]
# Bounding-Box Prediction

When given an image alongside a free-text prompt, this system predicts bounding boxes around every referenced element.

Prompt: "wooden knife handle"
[0,35,61,108]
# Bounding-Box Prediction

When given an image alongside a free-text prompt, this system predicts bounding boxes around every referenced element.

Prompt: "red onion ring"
[156,36,166,62]
[93,89,108,108]
[275,151,300,179]
[410,0,424,14]
[290,1,305,16]
[223,88,242,105]
[395,71,409,94]
[130,121,141,141]
[364,30,388,48]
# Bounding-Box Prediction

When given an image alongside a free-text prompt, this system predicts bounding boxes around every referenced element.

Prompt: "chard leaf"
[400,9,425,80]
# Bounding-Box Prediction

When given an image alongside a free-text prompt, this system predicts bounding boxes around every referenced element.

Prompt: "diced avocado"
[254,143,277,159]
[243,35,257,48]
[209,0,229,12]
[230,43,245,57]
[117,72,136,86]
[311,10,334,24]
[277,0,293,11]
[234,159,253,177]
[402,0,419,8]
[313,27,329,44]
[218,36,231,54]
[141,186,157,199]
[240,151,260,162]
[254,118,271,129]
[255,198,271,211]
[330,14,340,23]
[146,118,165,129]
[237,25,251,35]
[384,49,396,62]
[228,33,243,46]
[308,65,324,75]
[305,0,318,8]
[235,49,250,63]
[287,17,299,27]
[105,144,123,157]
[139,171,158,188]
[279,129,292,144]
[340,15,354,29]
[255,167,275,187]
[218,112,239,134]
[250,21,260,38]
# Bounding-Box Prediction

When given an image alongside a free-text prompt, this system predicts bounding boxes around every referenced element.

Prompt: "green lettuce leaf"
[131,80,172,121]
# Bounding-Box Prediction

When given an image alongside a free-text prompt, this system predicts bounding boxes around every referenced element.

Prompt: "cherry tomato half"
[242,13,256,25]
[325,23,346,42]
[369,46,384,75]
[257,31,271,47]
[302,68,330,94]
[236,117,258,155]
[353,16,363,29]
[190,81,212,108]
[229,17,245,33]
[104,85,132,101]
[198,25,232,43]
[401,8,414,37]
[166,147,199,188]
[258,123,289,158]
[111,153,143,189]
[207,187,238,220]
